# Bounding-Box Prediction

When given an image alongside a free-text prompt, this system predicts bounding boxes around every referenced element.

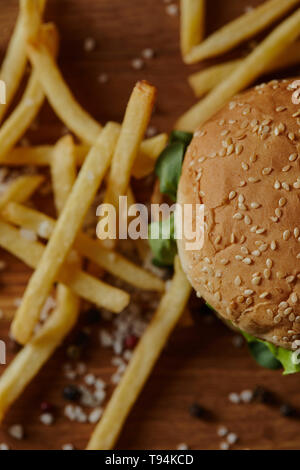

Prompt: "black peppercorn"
[280,403,295,417]
[189,403,205,418]
[63,384,81,402]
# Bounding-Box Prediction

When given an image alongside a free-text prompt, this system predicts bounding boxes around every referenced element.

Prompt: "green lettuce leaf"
[242,332,300,375]
[148,213,177,267]
[155,131,193,202]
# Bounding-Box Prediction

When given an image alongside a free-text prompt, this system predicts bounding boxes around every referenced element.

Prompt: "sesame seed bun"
[177,78,300,350]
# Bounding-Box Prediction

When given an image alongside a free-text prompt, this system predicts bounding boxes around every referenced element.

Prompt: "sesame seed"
[252,276,261,285]
[282,165,291,172]
[229,191,236,200]
[274,180,281,189]
[282,182,290,191]
[251,202,261,209]
[244,215,251,225]
[233,213,243,220]
[243,257,252,265]
[234,276,242,286]
[283,230,291,241]
[289,153,298,162]
[270,240,277,250]
[240,389,253,403]
[244,289,254,296]
[291,293,298,304]
[264,269,271,279]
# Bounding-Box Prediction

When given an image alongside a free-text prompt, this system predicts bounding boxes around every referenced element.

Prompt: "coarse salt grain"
[142,48,155,59]
[166,4,178,15]
[217,426,228,437]
[8,424,24,440]
[220,442,229,450]
[240,389,253,403]
[20,228,37,242]
[0,443,9,450]
[131,58,144,70]
[227,432,238,445]
[84,37,96,52]
[38,221,52,238]
[98,73,108,84]
[62,444,74,450]
[88,407,103,424]
[177,443,189,450]
[40,413,54,426]
[228,392,240,404]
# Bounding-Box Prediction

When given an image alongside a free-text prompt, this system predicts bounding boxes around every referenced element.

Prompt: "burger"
[150,77,300,374]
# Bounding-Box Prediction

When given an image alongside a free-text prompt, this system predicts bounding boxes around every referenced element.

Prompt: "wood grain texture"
[1,0,300,450]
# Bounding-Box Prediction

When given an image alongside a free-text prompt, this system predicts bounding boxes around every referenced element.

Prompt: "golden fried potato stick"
[105,82,156,208]
[86,257,191,450]
[26,37,102,144]
[2,202,165,293]
[50,135,77,215]
[11,122,120,344]
[176,7,300,132]
[189,42,300,98]
[0,133,167,179]
[0,284,80,422]
[0,220,129,313]
[0,144,89,167]
[180,0,205,58]
[101,81,156,244]
[126,186,151,263]
[0,174,44,210]
[185,0,300,64]
[0,23,59,163]
[0,0,46,123]
[131,133,168,179]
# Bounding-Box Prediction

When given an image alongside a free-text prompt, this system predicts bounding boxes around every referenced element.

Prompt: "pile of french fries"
[178,0,300,131]
[0,0,192,449]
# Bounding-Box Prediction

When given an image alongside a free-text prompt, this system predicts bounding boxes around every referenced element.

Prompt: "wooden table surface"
[1,0,300,450]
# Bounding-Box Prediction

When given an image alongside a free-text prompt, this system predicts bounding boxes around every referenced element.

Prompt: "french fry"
[86,257,191,450]
[50,135,77,215]
[132,133,168,179]
[0,23,59,163]
[0,133,167,177]
[11,123,120,344]
[0,0,46,123]
[176,7,300,132]
[0,174,44,210]
[185,0,300,64]
[0,144,89,167]
[126,186,151,262]
[0,220,129,313]
[189,42,300,98]
[2,202,165,293]
[26,38,102,145]
[180,0,205,58]
[105,82,156,210]
[0,284,80,422]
